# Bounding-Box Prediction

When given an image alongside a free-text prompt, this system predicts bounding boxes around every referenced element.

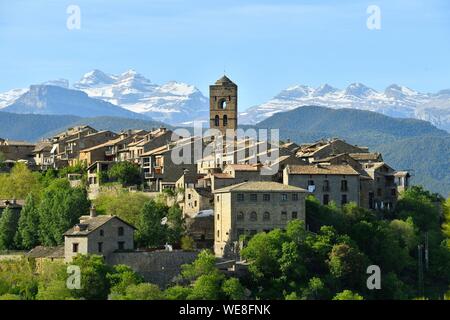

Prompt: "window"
[377,188,382,197]
[217,195,220,202]
[250,212,257,221]
[391,189,396,196]
[250,194,257,202]
[237,228,245,237]
[98,242,103,253]
[323,194,330,205]
[237,212,244,221]
[223,115,228,126]
[188,194,191,200]
[118,241,125,250]
[217,230,220,238]
[214,115,220,126]
[99,229,104,236]
[194,200,197,207]
[237,193,244,201]
[281,211,287,220]
[263,194,271,201]
[281,194,288,201]
[118,227,124,236]
[72,243,79,253]
[292,193,299,201]
[263,212,270,221]
[323,180,330,192]
[292,212,298,219]
[220,100,227,109]
[250,230,257,236]
[217,214,220,220]
[341,194,348,205]
[341,180,348,192]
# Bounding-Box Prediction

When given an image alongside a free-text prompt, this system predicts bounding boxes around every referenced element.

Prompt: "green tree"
[333,290,364,300]
[222,278,246,300]
[301,277,328,300]
[107,264,144,297]
[180,250,217,281]
[112,283,164,300]
[108,162,141,186]
[443,197,450,249]
[167,205,184,245]
[0,207,20,250]
[135,200,169,247]
[35,261,73,300]
[38,179,90,246]
[328,243,368,291]
[15,193,40,249]
[165,285,192,300]
[70,255,112,300]
[0,163,41,199]
[187,273,225,300]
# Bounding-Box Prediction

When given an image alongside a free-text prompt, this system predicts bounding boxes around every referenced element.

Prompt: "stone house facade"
[213,181,307,258]
[63,208,136,262]
[284,164,360,206]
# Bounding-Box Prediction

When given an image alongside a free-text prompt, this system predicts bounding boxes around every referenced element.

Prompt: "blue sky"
[0,0,449,109]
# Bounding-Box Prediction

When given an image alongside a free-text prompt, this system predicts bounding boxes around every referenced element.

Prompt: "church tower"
[209,75,238,137]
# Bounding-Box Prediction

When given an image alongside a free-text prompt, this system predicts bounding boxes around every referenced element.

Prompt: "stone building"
[284,164,360,206]
[183,187,213,218]
[140,137,199,191]
[63,207,136,262]
[32,140,53,170]
[209,75,238,137]
[0,138,35,161]
[213,181,308,258]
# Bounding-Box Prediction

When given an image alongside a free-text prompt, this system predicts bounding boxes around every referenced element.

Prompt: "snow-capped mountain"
[239,83,450,132]
[0,88,28,108]
[3,85,148,120]
[73,69,209,125]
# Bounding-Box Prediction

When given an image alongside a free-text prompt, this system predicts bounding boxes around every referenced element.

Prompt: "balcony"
[105,149,115,156]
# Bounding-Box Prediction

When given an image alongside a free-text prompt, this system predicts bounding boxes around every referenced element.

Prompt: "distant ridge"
[0,111,170,142]
[255,106,450,196]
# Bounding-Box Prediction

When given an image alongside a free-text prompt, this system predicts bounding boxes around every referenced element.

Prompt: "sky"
[0,0,449,110]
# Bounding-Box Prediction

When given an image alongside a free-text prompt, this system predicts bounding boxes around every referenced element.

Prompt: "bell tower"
[209,75,238,137]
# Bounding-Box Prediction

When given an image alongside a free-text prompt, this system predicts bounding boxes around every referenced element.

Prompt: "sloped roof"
[64,215,136,237]
[215,75,237,86]
[349,153,382,162]
[286,164,360,176]
[214,181,307,193]
[27,245,64,259]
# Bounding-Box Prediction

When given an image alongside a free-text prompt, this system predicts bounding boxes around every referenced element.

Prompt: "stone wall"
[106,250,198,288]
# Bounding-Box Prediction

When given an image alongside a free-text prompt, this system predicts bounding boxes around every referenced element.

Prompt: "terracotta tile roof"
[214,181,308,193]
[286,164,360,176]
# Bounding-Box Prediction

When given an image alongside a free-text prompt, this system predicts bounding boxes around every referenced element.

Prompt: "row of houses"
[1,75,411,262]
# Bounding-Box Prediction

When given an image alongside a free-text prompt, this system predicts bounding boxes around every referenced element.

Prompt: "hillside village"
[0,76,415,286]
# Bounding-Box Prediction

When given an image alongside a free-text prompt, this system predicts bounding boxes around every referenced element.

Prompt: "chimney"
[90,205,97,218]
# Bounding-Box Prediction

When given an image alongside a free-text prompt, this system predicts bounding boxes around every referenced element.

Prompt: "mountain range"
[1,105,449,195]
[240,83,450,132]
[1,70,450,131]
[0,70,208,125]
